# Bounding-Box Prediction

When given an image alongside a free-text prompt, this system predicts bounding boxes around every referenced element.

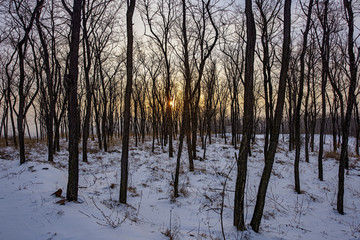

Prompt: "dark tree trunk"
[337,0,357,215]
[133,95,138,147]
[174,0,193,198]
[355,101,360,156]
[167,93,173,157]
[287,74,294,152]
[65,0,82,202]
[304,44,314,163]
[0,106,9,145]
[255,0,281,159]
[294,0,313,194]
[191,90,200,162]
[120,0,136,204]
[310,69,317,153]
[317,0,331,182]
[94,96,103,150]
[36,10,55,163]
[250,0,291,232]
[54,95,67,152]
[17,32,27,166]
[327,90,339,153]
[82,0,93,163]
[233,0,256,231]
[99,59,108,152]
[174,89,191,197]
[5,51,18,148]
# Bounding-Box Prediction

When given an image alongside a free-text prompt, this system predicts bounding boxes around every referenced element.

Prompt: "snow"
[0,135,359,240]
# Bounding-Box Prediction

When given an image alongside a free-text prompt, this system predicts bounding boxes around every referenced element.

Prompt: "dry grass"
[349,152,360,160]
[195,167,207,173]
[277,146,286,152]
[87,148,101,154]
[128,186,140,197]
[128,186,137,193]
[276,159,287,165]
[263,210,275,220]
[0,149,12,160]
[0,137,46,148]
[324,151,340,160]
[349,162,358,169]
[179,186,190,198]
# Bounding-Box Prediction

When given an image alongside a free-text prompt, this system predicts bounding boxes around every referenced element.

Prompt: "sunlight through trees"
[0,0,359,235]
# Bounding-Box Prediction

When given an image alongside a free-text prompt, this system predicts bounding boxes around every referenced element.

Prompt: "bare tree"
[140,0,176,158]
[141,48,163,152]
[315,0,333,181]
[355,99,360,156]
[188,0,219,162]
[174,0,219,197]
[306,33,321,155]
[217,80,229,143]
[174,0,193,198]
[119,0,136,204]
[220,14,245,149]
[36,2,56,162]
[250,0,292,232]
[63,0,82,201]
[10,0,44,165]
[201,59,220,159]
[4,50,18,148]
[81,0,96,163]
[233,0,256,231]
[254,0,282,155]
[294,0,314,194]
[337,0,358,215]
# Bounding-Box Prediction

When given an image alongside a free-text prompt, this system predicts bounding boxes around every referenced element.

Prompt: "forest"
[0,0,359,239]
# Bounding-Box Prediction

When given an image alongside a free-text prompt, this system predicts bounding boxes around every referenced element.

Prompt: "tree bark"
[337,0,357,215]
[174,0,193,198]
[65,0,82,202]
[317,0,331,182]
[233,0,256,231]
[250,0,291,232]
[36,9,55,163]
[294,0,313,194]
[82,0,93,163]
[120,0,136,204]
[15,0,44,165]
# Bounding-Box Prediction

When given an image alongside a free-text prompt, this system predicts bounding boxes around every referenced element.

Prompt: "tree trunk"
[294,0,313,194]
[65,0,82,202]
[191,90,200,162]
[119,0,136,204]
[317,0,331,182]
[18,42,28,166]
[36,11,55,163]
[174,0,193,198]
[250,0,291,232]
[82,1,93,163]
[355,101,360,156]
[303,51,313,163]
[337,0,357,215]
[233,0,256,231]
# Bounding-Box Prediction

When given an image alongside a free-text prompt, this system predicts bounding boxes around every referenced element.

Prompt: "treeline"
[0,0,359,232]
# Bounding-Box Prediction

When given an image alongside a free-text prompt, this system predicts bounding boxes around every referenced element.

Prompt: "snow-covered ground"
[0,135,359,240]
